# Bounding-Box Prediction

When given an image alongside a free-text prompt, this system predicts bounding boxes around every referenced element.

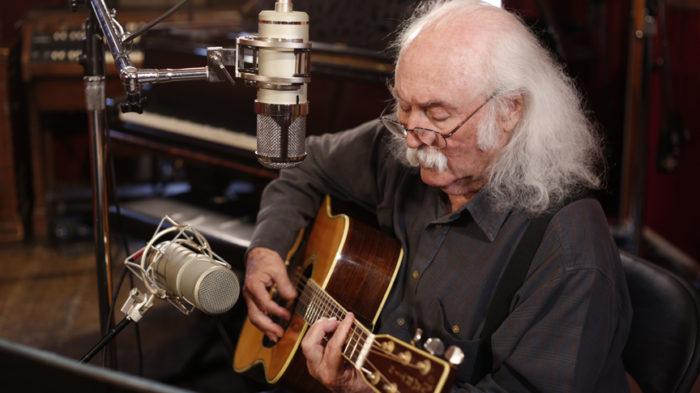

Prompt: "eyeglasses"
[380,92,497,149]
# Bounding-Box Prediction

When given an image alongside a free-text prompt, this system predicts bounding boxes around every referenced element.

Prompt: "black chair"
[620,251,700,393]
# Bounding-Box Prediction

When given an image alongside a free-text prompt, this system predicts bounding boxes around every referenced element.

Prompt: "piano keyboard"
[118,197,255,250]
[119,111,257,152]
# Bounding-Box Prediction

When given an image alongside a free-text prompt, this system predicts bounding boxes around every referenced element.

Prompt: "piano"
[108,16,397,266]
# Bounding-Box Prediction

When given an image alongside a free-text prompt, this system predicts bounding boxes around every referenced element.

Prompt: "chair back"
[621,251,700,393]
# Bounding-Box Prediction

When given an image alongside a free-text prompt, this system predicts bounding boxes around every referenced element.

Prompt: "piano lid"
[138,18,396,83]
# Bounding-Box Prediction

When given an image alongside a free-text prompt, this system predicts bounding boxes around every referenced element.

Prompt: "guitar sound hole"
[262,288,295,348]
[261,263,313,348]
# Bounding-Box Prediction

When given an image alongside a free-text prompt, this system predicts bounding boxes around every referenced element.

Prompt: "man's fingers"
[302,317,340,370]
[245,278,292,320]
[301,315,362,391]
[272,267,298,300]
[325,313,354,363]
[244,295,284,341]
[306,317,341,344]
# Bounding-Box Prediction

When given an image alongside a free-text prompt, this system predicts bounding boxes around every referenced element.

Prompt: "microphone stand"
[81,2,117,367]
[72,0,309,368]
[80,316,132,364]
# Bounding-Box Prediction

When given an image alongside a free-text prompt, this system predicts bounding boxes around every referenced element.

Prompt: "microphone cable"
[122,0,190,45]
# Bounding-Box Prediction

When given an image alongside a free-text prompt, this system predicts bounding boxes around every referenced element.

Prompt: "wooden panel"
[668,0,700,10]
[0,44,24,242]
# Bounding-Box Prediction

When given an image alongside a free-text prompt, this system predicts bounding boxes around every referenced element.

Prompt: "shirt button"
[412,270,419,279]
[397,318,406,327]
[452,325,461,335]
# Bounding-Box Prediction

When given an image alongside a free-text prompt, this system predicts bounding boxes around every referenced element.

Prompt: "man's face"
[394,34,507,199]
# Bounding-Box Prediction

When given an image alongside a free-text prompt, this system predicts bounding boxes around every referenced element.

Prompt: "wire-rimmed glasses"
[380,92,497,149]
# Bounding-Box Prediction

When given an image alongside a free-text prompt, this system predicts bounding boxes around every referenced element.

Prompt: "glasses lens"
[379,111,447,148]
[380,114,406,137]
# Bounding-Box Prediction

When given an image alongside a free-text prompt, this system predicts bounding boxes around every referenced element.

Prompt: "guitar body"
[234,196,404,393]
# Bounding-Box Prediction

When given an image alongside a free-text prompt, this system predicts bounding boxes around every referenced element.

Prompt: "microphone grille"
[256,113,307,169]
[196,268,240,314]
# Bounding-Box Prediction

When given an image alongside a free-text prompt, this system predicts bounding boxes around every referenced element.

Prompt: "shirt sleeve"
[247,119,396,260]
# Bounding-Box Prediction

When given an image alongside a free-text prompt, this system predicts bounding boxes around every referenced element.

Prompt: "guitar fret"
[343,325,374,369]
[345,329,358,362]
[315,284,328,321]
[297,279,375,369]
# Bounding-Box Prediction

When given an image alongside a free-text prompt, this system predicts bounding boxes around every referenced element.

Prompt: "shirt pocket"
[436,299,484,384]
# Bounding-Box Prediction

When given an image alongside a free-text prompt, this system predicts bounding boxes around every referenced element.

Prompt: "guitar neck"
[296,279,374,368]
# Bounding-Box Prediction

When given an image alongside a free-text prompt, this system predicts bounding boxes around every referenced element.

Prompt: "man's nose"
[402,114,436,148]
[405,130,424,148]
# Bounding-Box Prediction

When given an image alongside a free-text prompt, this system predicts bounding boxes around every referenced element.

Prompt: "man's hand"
[243,247,297,342]
[301,313,372,393]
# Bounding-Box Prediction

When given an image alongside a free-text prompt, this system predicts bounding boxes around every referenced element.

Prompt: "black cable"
[82,316,133,364]
[122,0,190,44]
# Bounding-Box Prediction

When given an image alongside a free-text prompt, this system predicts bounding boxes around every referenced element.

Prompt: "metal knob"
[424,337,445,356]
[411,328,423,346]
[445,345,465,366]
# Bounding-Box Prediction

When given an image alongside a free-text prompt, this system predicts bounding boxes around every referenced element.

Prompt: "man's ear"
[500,94,524,132]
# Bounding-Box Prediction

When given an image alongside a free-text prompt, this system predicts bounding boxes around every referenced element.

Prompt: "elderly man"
[242,0,632,392]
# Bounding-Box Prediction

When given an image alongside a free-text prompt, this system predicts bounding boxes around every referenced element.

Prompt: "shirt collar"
[432,190,511,242]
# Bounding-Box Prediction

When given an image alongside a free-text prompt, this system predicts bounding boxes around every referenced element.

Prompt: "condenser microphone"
[253,0,310,168]
[149,241,240,314]
[83,217,239,364]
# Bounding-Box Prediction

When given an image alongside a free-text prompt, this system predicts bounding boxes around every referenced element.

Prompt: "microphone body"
[255,3,310,169]
[151,241,239,314]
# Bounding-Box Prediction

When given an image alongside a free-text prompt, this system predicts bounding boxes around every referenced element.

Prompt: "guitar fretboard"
[296,279,375,367]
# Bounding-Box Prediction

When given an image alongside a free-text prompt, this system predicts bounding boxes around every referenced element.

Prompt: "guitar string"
[290,274,376,363]
[306,283,423,369]
[299,282,437,372]
[300,278,371,363]
[360,349,440,390]
[360,357,389,388]
[365,345,428,372]
[286,268,427,368]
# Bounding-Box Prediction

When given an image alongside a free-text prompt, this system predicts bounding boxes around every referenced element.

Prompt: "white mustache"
[406,147,448,173]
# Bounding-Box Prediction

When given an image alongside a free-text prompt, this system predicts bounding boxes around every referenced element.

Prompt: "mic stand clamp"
[80,288,154,364]
[121,288,155,322]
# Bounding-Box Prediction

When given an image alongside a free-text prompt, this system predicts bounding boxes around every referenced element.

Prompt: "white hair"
[406,146,449,172]
[391,0,604,214]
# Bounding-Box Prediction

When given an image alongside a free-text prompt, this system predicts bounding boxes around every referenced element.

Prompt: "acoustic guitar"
[234,196,457,393]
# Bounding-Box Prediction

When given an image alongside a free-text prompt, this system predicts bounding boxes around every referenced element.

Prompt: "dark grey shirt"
[249,119,632,392]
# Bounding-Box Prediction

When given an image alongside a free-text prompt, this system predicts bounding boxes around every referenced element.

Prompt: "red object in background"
[645,6,700,262]
[507,0,700,262]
